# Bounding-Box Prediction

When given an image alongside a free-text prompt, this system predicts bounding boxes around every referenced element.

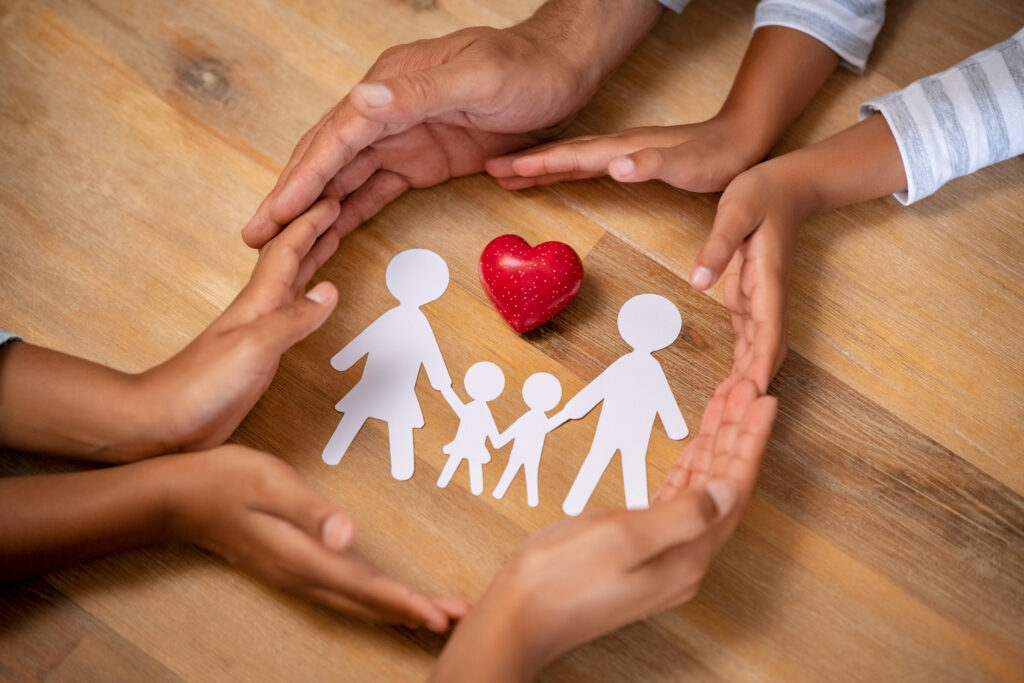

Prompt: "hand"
[485,116,764,192]
[168,445,467,631]
[432,380,777,680]
[242,0,665,249]
[142,199,342,452]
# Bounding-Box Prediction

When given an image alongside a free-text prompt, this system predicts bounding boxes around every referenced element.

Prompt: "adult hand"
[242,0,665,249]
[142,198,342,452]
[485,116,764,192]
[432,380,777,681]
[168,445,466,630]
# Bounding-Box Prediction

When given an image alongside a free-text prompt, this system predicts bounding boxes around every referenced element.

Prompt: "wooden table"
[2,0,1022,680]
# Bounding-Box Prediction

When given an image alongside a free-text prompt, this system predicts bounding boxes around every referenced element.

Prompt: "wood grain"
[2,0,1023,680]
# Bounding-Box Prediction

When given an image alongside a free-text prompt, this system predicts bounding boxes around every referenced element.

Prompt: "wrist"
[512,0,664,99]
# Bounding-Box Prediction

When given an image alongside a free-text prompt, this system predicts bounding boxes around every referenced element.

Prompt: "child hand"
[432,382,777,680]
[168,445,467,631]
[140,199,342,453]
[485,117,763,193]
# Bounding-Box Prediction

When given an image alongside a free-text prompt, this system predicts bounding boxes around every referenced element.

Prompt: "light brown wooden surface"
[2,0,1023,680]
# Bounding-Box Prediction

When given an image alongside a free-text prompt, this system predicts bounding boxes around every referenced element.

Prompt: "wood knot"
[175,58,230,102]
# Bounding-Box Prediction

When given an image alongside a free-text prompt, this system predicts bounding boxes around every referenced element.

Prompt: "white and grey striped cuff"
[657,0,689,13]
[860,27,1024,205]
[753,0,885,73]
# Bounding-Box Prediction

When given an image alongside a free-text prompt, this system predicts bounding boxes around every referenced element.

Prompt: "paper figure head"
[464,361,505,401]
[617,293,682,353]
[386,249,449,306]
[522,372,561,411]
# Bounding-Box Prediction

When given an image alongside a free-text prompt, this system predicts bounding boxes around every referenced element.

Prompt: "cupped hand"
[141,199,341,452]
[243,24,596,249]
[433,381,777,680]
[687,161,815,392]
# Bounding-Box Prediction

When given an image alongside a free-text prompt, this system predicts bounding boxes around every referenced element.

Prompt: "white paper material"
[491,372,563,507]
[322,249,453,480]
[437,361,505,495]
[553,294,689,516]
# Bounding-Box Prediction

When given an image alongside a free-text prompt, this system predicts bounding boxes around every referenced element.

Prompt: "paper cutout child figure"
[322,249,460,480]
[550,294,689,516]
[491,372,562,507]
[437,361,505,496]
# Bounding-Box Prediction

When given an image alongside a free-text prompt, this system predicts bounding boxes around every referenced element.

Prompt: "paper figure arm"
[653,372,688,440]
[441,386,466,418]
[492,414,525,449]
[550,366,611,425]
[330,322,379,371]
[420,325,454,392]
[485,412,502,449]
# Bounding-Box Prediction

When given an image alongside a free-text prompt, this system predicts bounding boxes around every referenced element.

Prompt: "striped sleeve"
[859,27,1024,205]
[0,330,22,347]
[657,0,689,13]
[752,0,885,73]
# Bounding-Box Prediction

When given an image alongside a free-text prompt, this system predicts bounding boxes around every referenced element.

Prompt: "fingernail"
[706,479,738,516]
[305,282,330,304]
[608,157,635,178]
[322,514,353,551]
[356,83,393,108]
[690,266,713,290]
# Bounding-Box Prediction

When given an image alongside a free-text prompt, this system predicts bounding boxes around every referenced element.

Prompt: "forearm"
[0,455,175,581]
[514,0,665,100]
[0,343,167,462]
[756,113,906,219]
[715,26,840,160]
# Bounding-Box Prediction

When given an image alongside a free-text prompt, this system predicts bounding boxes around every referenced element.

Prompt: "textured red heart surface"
[479,234,584,333]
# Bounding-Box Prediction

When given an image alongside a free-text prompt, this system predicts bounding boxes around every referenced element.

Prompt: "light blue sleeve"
[0,330,23,347]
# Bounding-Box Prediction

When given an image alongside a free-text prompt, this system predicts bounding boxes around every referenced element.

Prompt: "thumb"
[350,62,488,124]
[247,281,338,357]
[627,481,737,562]
[690,186,764,291]
[608,145,704,190]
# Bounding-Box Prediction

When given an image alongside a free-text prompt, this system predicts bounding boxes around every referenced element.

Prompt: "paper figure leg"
[389,426,415,480]
[468,461,484,496]
[562,445,617,516]
[620,447,649,510]
[492,461,521,500]
[524,461,540,508]
[322,413,366,466]
[437,456,462,489]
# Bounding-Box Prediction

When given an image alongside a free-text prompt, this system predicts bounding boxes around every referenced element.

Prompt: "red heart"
[478,235,584,333]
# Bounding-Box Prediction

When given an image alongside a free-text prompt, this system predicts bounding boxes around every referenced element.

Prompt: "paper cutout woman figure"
[491,372,562,507]
[550,294,689,516]
[437,361,505,496]
[322,249,459,480]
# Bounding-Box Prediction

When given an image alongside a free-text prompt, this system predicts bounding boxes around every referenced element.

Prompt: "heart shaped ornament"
[479,234,584,333]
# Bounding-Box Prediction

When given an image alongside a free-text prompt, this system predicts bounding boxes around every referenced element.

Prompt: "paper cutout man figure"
[491,372,562,507]
[551,294,689,516]
[437,361,505,495]
[322,249,459,480]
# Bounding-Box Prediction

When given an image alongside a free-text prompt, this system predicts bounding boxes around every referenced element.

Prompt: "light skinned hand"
[168,445,467,631]
[242,0,665,249]
[432,380,777,681]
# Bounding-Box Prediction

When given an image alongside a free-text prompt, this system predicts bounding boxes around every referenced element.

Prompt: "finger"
[493,168,605,190]
[244,281,338,358]
[502,136,636,179]
[619,488,728,566]
[723,394,778,488]
[331,170,411,238]
[690,193,764,292]
[293,227,342,297]
[686,386,736,490]
[654,437,702,503]
[433,595,471,621]
[249,461,355,552]
[268,111,387,239]
[708,380,762,485]
[745,260,788,392]
[323,150,380,202]
[350,61,493,124]
[256,198,340,279]
[307,550,452,632]
[608,144,703,190]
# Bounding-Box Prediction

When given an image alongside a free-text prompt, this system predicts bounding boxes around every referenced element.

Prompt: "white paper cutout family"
[322,249,688,516]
